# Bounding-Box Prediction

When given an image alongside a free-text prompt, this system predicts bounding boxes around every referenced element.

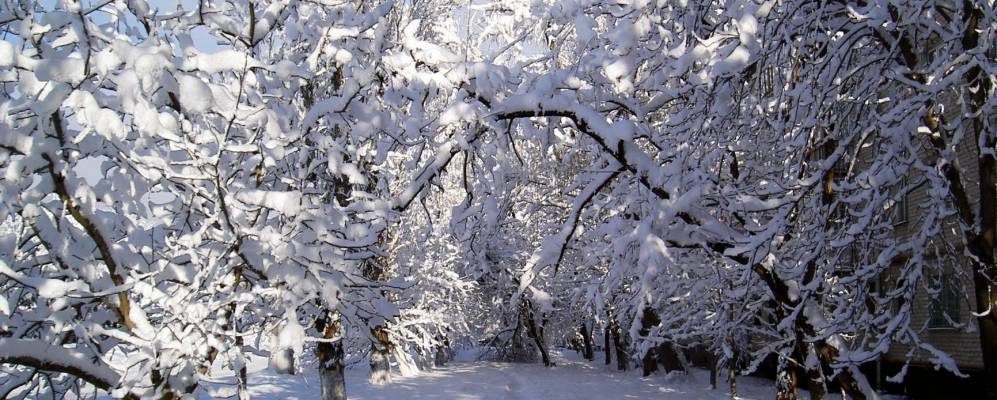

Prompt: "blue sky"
[1,0,227,54]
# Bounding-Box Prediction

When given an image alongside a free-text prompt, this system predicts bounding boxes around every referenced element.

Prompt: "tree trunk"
[604,324,612,366]
[639,308,659,376]
[233,317,249,400]
[802,344,826,400]
[657,342,685,373]
[434,346,447,367]
[612,322,627,371]
[729,368,737,398]
[521,299,552,366]
[525,314,551,366]
[316,314,346,400]
[237,348,249,400]
[776,354,799,400]
[369,326,392,385]
[369,344,391,384]
[708,351,717,390]
[533,335,552,367]
[434,335,451,367]
[580,322,594,361]
[813,340,867,400]
[642,349,658,377]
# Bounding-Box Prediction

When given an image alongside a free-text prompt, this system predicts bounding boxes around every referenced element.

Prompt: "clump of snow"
[0,40,14,68]
[186,50,261,73]
[270,318,306,374]
[65,91,127,141]
[35,57,86,84]
[177,74,213,112]
[235,190,302,216]
[93,48,122,78]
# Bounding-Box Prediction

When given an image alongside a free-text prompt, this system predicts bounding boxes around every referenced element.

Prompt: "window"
[928,271,961,329]
[834,243,859,278]
[892,177,909,225]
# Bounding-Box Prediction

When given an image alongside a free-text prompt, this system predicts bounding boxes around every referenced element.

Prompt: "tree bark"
[776,354,799,400]
[434,346,447,367]
[232,311,249,400]
[707,351,717,389]
[522,300,552,366]
[800,343,826,400]
[434,335,452,367]
[612,322,627,371]
[580,322,595,361]
[728,367,736,397]
[316,314,346,400]
[642,352,657,376]
[604,324,612,366]
[370,326,392,385]
[657,342,686,373]
[639,308,659,376]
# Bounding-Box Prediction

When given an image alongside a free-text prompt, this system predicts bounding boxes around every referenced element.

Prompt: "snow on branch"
[0,339,121,390]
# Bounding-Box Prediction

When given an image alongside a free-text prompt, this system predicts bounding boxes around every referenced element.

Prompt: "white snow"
[0,40,14,68]
[0,338,121,388]
[235,190,303,216]
[208,349,795,400]
[186,50,261,73]
[177,74,214,113]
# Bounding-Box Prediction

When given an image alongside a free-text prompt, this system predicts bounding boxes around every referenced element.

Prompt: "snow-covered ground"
[217,349,795,400]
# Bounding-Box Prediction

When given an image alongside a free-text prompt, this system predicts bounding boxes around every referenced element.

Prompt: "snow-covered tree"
[1,0,993,399]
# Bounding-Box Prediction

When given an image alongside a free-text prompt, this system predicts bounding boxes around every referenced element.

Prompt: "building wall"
[882,87,985,371]
[882,257,984,370]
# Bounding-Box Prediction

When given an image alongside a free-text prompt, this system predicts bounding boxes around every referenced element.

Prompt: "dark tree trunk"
[639,308,660,376]
[523,304,552,366]
[656,342,685,373]
[708,352,717,389]
[807,373,827,400]
[612,322,627,371]
[434,346,447,367]
[641,350,658,377]
[604,324,612,365]
[434,335,452,367]
[370,326,392,384]
[316,314,346,400]
[800,343,826,400]
[776,354,799,400]
[580,322,594,361]
[533,335,552,367]
[815,340,866,400]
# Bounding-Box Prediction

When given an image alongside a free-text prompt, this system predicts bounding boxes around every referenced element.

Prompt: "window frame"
[892,176,909,226]
[927,270,962,330]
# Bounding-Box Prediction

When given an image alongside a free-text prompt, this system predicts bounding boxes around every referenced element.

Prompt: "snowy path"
[231,350,786,400]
